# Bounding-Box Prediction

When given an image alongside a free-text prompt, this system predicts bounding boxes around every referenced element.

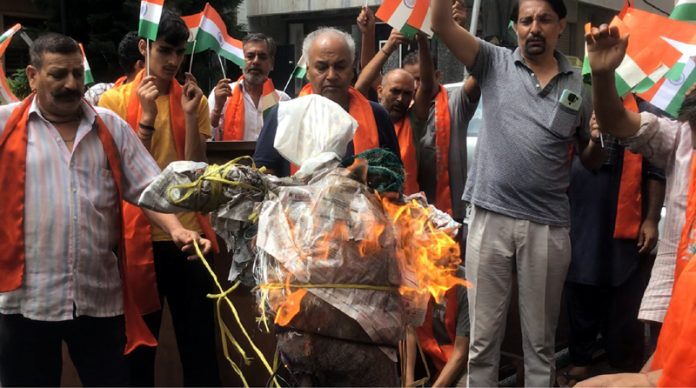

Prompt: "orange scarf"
[415,290,459,374]
[613,94,643,239]
[222,76,277,140]
[675,152,696,283]
[114,75,127,88]
[434,85,453,215]
[394,116,419,195]
[123,70,220,313]
[291,84,380,174]
[650,252,696,386]
[0,95,157,353]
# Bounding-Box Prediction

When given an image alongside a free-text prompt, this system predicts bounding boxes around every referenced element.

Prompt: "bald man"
[253,27,401,177]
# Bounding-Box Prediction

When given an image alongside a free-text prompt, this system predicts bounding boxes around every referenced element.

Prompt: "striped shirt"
[0,97,161,321]
[621,112,692,323]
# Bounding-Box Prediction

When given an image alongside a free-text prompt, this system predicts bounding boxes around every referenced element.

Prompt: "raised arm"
[587,24,641,138]
[412,33,435,122]
[354,29,409,97]
[357,6,377,71]
[431,0,480,68]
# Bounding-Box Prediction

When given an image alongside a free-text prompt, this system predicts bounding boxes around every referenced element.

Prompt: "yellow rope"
[166,156,264,207]
[259,282,399,292]
[192,240,279,388]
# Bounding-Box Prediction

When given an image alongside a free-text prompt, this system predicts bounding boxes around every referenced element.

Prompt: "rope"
[166,156,265,211]
[192,240,279,388]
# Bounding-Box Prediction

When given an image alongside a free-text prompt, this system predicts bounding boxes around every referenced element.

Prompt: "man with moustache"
[355,30,434,194]
[0,32,212,386]
[431,0,599,385]
[208,33,290,141]
[253,27,401,177]
[99,9,221,386]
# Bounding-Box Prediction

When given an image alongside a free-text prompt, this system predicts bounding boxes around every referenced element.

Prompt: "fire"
[380,196,470,304]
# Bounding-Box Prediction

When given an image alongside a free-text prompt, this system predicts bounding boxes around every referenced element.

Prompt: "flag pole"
[462,0,482,81]
[217,54,227,80]
[146,39,150,77]
[188,39,197,73]
[283,62,299,93]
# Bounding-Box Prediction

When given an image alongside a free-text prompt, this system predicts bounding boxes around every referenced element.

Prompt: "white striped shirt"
[622,112,692,323]
[0,97,161,321]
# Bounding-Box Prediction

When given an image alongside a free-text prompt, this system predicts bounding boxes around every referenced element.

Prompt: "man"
[431,0,597,385]
[208,33,290,141]
[99,9,220,386]
[0,33,211,387]
[253,27,401,177]
[355,30,434,194]
[84,31,144,105]
[561,111,665,385]
[576,22,696,388]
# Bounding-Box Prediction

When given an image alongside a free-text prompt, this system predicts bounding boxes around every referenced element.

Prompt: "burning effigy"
[138,95,467,386]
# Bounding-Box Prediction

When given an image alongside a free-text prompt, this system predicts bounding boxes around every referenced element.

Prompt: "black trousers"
[128,240,221,387]
[0,313,129,387]
[565,258,653,372]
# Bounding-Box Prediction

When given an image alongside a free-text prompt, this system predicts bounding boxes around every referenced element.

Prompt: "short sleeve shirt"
[463,39,591,226]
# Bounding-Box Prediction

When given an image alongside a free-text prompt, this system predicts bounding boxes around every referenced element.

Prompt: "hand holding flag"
[585,24,629,77]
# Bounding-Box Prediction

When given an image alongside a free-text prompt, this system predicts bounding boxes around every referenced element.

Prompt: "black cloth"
[253,101,402,177]
[566,153,664,286]
[565,256,653,371]
[127,241,220,387]
[0,313,129,386]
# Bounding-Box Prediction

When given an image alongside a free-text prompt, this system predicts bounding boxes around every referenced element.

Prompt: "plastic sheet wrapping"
[138,157,465,369]
[255,164,405,349]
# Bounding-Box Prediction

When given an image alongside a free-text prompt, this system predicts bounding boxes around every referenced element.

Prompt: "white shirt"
[0,98,161,321]
[208,80,290,141]
[622,112,692,323]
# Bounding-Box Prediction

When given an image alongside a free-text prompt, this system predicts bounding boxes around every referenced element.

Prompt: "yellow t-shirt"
[99,80,212,241]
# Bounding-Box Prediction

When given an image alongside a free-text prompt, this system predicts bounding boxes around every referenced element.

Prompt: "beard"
[244,69,266,85]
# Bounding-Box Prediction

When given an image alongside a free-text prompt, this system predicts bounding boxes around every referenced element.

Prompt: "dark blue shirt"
[253,101,401,177]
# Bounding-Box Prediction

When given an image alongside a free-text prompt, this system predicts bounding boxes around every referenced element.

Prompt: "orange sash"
[114,75,127,88]
[394,116,419,195]
[613,94,643,239]
[123,70,220,313]
[650,253,696,386]
[675,152,696,283]
[434,86,453,215]
[291,84,380,175]
[0,95,157,353]
[415,289,459,374]
[221,76,277,140]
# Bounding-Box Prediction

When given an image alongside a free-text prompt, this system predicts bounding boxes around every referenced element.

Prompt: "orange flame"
[380,196,470,304]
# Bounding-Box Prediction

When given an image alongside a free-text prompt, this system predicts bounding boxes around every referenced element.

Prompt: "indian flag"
[638,0,696,116]
[0,24,20,104]
[671,0,696,20]
[182,11,203,54]
[138,0,164,41]
[0,24,21,53]
[189,3,245,68]
[78,43,95,86]
[292,54,307,79]
[376,0,433,38]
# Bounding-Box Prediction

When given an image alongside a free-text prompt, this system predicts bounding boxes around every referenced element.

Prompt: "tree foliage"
[29,0,245,92]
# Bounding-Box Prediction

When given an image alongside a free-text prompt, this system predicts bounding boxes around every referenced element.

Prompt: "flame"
[274,288,307,326]
[380,197,470,304]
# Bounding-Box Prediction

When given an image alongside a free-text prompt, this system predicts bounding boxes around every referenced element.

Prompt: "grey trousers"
[465,207,571,387]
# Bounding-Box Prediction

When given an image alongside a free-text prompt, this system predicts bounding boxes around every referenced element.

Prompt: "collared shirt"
[0,98,161,321]
[622,112,692,323]
[208,81,291,141]
[463,39,591,226]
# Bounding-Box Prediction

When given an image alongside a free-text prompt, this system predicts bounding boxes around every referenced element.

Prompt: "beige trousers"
[465,206,571,387]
